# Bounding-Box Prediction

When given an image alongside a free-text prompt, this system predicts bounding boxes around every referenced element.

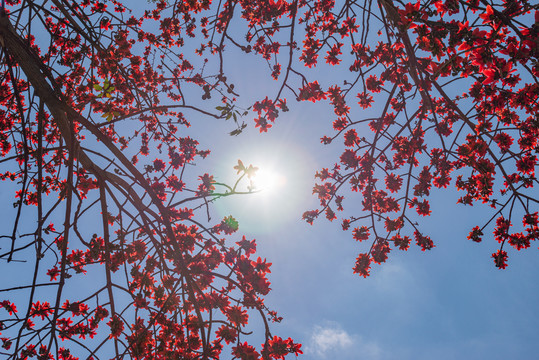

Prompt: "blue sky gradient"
[1,2,538,359]
[195,97,539,360]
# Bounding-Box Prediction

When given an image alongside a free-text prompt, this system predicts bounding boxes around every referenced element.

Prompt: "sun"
[210,135,318,236]
[251,167,287,194]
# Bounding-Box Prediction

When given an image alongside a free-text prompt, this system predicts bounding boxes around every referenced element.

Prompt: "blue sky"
[176,5,539,358]
[198,105,539,359]
[152,7,539,354]
[176,49,539,356]
[1,2,538,359]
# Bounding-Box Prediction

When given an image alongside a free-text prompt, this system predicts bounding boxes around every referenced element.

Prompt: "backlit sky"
[1,2,538,359]
[180,5,539,357]
[187,69,539,360]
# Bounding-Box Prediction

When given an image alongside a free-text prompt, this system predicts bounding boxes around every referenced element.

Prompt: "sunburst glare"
[251,167,287,193]
[211,139,317,236]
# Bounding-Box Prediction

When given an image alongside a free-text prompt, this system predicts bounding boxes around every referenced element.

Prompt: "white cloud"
[306,322,382,359]
[310,324,353,355]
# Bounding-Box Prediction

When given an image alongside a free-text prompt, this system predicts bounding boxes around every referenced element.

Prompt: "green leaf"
[223,216,239,232]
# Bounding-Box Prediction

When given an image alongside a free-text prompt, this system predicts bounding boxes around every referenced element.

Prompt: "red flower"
[366,75,383,93]
[516,155,537,176]
[357,91,373,109]
[392,235,411,250]
[344,129,358,147]
[353,253,371,278]
[226,305,248,326]
[232,342,260,360]
[385,173,403,192]
[353,226,370,241]
[152,159,166,171]
[325,43,343,65]
[340,149,359,168]
[216,325,237,345]
[467,226,483,242]
[0,301,17,315]
[30,301,54,320]
[46,266,60,281]
[414,231,434,251]
[479,4,495,23]
[107,315,124,339]
[492,250,508,269]
[196,173,215,196]
[372,239,391,264]
[416,199,431,216]
[264,336,302,359]
[297,81,327,102]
